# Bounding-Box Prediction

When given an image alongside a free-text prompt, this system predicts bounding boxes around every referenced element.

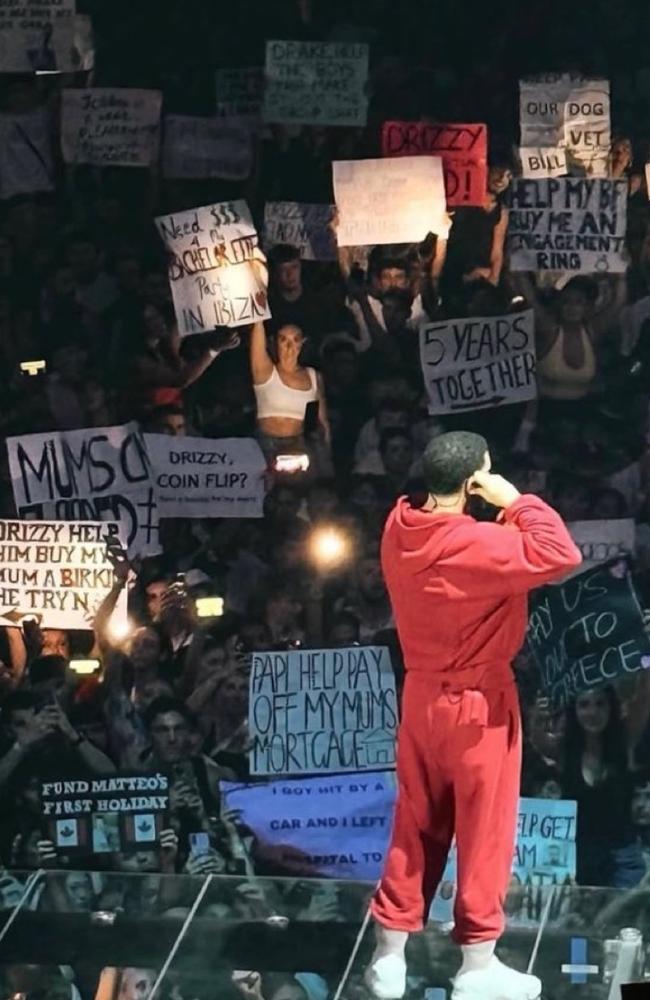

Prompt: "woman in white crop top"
[250,320,330,460]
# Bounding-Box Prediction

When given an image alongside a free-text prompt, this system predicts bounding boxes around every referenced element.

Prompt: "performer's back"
[381,493,581,686]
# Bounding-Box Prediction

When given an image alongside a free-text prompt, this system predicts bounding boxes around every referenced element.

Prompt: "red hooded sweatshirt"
[381,494,582,692]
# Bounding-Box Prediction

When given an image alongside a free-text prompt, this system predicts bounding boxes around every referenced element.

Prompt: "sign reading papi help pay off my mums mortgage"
[249,646,397,776]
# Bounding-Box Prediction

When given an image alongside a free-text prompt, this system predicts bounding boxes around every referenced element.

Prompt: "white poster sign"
[249,646,397,776]
[263,40,369,127]
[61,88,162,167]
[0,0,75,73]
[519,147,567,179]
[145,434,266,518]
[0,519,126,630]
[162,116,253,181]
[0,108,54,199]
[333,156,447,247]
[155,200,270,335]
[6,424,160,558]
[567,519,636,573]
[508,178,627,273]
[519,75,610,176]
[264,201,337,261]
[419,310,536,415]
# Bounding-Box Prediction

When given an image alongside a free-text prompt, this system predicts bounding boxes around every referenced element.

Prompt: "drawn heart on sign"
[255,289,267,309]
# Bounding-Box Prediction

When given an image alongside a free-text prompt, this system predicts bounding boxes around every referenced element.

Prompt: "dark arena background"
[2,1,650,999]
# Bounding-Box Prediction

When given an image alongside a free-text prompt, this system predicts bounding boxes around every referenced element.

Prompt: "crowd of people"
[3,0,650,997]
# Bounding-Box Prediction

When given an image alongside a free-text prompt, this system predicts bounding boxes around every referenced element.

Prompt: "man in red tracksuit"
[365,431,581,1000]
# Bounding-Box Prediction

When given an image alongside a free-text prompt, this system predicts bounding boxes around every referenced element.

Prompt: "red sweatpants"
[372,674,522,944]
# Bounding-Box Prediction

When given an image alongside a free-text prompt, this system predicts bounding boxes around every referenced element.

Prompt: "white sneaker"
[364,953,407,1000]
[451,956,541,1000]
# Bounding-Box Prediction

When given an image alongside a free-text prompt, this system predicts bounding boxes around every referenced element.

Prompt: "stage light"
[308,526,352,570]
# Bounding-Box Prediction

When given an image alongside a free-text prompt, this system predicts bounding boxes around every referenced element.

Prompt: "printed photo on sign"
[41,773,169,856]
[333,156,447,247]
[215,67,264,121]
[419,310,536,415]
[155,200,270,334]
[381,122,488,207]
[249,646,397,776]
[263,202,337,261]
[0,0,75,73]
[263,40,369,127]
[430,798,576,925]
[6,423,160,558]
[145,434,266,518]
[508,178,627,273]
[61,89,162,168]
[527,559,650,707]
[0,519,126,631]
[162,116,253,181]
[223,772,396,881]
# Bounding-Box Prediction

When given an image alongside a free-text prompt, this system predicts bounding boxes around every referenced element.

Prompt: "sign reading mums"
[222,772,396,881]
[263,40,369,127]
[0,0,75,73]
[528,560,650,707]
[145,434,266,518]
[508,178,627,273]
[61,89,162,168]
[263,202,337,261]
[249,647,397,776]
[155,200,270,334]
[6,423,160,557]
[381,122,488,206]
[519,75,610,176]
[162,116,253,181]
[419,310,536,415]
[0,519,125,629]
[41,773,169,855]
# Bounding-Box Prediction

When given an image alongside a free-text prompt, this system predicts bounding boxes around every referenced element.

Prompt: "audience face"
[41,629,70,660]
[487,166,512,195]
[149,710,191,764]
[574,690,611,736]
[377,266,408,293]
[64,872,93,911]
[275,325,305,369]
[145,581,168,622]
[160,411,187,435]
[128,627,163,672]
[558,287,590,326]
[275,258,302,297]
[356,557,387,605]
[381,433,413,478]
[631,780,650,827]
[528,699,566,762]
